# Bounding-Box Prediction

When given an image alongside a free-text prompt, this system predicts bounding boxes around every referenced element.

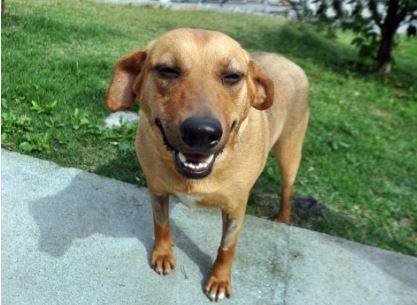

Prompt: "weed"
[30,100,57,115]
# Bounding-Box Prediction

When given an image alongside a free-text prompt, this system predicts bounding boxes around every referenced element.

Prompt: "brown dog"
[106,28,308,302]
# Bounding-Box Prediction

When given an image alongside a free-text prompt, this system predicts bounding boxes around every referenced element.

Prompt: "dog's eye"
[221,72,243,85]
[155,65,181,79]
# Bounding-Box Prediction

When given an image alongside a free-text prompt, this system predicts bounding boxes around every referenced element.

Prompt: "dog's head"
[106,28,274,179]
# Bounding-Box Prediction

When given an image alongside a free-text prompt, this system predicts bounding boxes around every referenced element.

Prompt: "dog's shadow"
[28,171,213,284]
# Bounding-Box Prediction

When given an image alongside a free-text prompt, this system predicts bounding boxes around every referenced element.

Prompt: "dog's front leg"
[205,209,245,302]
[150,193,175,275]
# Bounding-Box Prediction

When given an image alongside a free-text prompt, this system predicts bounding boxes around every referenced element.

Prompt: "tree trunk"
[375,0,405,74]
[376,27,396,74]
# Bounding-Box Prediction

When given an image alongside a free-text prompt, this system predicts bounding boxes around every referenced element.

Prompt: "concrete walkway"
[2,149,417,305]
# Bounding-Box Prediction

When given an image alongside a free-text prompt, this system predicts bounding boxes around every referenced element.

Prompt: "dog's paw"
[204,275,232,302]
[151,251,176,275]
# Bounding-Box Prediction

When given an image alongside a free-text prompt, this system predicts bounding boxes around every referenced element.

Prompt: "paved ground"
[2,149,417,305]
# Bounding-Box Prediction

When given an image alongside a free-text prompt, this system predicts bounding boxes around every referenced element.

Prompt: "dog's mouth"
[175,151,215,179]
[155,119,217,179]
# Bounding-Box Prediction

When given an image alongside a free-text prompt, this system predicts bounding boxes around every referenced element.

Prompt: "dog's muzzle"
[155,117,222,179]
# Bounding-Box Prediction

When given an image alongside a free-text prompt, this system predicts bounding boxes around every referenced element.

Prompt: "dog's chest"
[174,192,204,208]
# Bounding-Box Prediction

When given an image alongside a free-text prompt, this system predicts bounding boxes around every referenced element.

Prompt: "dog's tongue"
[184,153,209,163]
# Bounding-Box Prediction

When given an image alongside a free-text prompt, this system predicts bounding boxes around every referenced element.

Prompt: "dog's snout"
[180,117,223,151]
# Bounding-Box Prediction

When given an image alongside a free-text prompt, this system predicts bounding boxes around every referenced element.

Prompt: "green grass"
[2,0,417,256]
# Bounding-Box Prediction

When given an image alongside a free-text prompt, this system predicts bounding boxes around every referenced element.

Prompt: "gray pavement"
[2,149,417,305]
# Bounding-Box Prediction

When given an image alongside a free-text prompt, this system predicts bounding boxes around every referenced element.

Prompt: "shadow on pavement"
[28,172,213,282]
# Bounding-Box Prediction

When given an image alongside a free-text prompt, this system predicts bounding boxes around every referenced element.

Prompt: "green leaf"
[80,117,90,125]
[73,108,80,118]
[31,100,42,113]
[30,100,57,115]
[351,37,364,46]
[19,142,34,152]
[117,142,131,152]
[2,99,9,109]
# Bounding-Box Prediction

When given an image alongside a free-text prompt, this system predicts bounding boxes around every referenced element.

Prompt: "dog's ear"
[106,49,147,112]
[248,60,274,110]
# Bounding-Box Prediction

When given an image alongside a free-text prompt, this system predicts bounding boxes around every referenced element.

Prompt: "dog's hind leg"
[150,193,176,275]
[273,111,309,224]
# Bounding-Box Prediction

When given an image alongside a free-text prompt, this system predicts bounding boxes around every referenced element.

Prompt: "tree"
[303,0,417,73]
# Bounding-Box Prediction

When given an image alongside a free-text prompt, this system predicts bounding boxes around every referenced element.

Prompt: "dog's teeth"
[207,154,214,164]
[185,162,195,169]
[178,152,187,163]
[181,153,215,172]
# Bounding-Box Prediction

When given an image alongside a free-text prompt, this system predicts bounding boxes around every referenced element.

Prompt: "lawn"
[2,0,417,256]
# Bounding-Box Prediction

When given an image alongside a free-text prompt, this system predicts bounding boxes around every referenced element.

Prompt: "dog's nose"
[180,117,223,151]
